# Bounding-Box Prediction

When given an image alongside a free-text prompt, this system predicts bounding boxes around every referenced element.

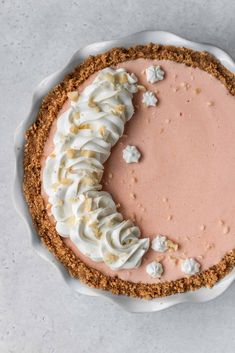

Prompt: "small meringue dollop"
[122,145,141,163]
[181,258,201,275]
[142,91,158,107]
[145,65,165,84]
[151,235,168,252]
[146,261,164,278]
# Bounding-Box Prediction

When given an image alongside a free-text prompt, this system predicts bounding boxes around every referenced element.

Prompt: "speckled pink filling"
[41,59,235,283]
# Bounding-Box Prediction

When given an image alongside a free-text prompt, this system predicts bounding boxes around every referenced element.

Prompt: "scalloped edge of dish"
[13,30,235,312]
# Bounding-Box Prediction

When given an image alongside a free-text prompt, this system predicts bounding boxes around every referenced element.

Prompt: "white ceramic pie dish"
[13,30,235,312]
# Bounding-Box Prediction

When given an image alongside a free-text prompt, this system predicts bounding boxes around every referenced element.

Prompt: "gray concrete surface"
[1,0,235,352]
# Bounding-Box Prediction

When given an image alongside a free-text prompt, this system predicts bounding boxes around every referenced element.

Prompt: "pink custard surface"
[41,59,235,284]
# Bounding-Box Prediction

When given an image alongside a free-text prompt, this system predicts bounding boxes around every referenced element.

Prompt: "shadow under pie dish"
[22,39,235,300]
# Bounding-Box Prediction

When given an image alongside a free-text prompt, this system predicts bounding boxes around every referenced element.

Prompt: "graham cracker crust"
[23,43,235,299]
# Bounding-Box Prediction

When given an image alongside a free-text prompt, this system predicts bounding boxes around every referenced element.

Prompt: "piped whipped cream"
[142,91,158,107]
[145,65,165,83]
[43,67,150,270]
[181,258,201,275]
[146,261,163,278]
[122,145,141,163]
[151,235,168,252]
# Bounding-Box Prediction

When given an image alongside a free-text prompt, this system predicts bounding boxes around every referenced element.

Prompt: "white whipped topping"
[146,261,163,278]
[122,145,141,164]
[142,91,158,107]
[43,67,149,270]
[181,258,201,275]
[145,65,165,83]
[151,235,168,252]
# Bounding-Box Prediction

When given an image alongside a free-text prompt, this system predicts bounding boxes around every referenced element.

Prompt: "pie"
[23,44,235,299]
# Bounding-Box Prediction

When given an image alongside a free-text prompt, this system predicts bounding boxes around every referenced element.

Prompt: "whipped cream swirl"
[145,65,165,83]
[151,235,168,252]
[181,258,201,275]
[43,67,150,270]
[146,261,163,278]
[122,145,141,163]
[142,91,158,107]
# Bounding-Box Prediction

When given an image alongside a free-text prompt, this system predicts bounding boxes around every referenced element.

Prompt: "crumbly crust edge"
[23,43,235,299]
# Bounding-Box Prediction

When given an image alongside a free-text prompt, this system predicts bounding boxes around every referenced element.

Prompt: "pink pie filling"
[41,59,235,283]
